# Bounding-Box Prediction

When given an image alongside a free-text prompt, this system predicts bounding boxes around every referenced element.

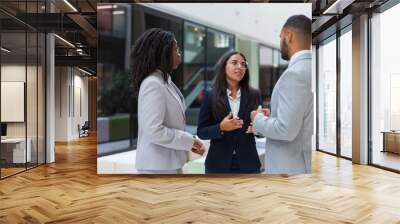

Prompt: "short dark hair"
[282,15,311,40]
[131,28,175,96]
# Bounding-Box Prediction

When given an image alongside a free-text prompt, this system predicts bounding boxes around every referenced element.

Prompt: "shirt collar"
[227,88,241,99]
[289,49,311,67]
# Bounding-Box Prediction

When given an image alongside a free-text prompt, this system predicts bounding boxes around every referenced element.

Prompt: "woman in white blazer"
[131,28,204,174]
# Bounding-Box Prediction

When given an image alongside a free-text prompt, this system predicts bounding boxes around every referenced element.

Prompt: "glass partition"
[339,29,352,158]
[0,1,46,179]
[1,31,28,177]
[371,4,400,171]
[27,31,38,169]
[317,36,337,155]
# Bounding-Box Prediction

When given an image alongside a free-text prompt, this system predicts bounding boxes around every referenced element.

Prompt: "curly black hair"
[131,28,175,96]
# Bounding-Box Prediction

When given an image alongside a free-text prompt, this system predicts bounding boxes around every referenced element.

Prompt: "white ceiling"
[144,3,311,49]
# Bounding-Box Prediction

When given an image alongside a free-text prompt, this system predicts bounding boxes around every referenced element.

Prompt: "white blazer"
[253,51,313,174]
[135,70,194,171]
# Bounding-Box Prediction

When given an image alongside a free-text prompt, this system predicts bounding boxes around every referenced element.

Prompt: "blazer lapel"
[224,94,231,114]
[165,81,186,118]
[238,91,248,120]
[170,81,186,110]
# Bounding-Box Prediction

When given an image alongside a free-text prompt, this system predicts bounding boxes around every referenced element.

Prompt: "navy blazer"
[197,89,261,173]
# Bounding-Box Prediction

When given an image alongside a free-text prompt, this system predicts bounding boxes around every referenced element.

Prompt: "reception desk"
[382,131,400,154]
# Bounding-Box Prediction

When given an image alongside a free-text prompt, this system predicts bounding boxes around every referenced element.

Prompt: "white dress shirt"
[227,88,241,118]
[227,88,241,155]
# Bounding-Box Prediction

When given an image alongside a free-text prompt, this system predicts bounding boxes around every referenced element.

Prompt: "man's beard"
[281,41,289,61]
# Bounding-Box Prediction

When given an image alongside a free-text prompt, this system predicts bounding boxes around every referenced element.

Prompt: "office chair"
[78,121,90,138]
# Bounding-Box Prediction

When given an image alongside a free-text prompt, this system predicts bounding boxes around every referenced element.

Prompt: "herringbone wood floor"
[1,135,400,223]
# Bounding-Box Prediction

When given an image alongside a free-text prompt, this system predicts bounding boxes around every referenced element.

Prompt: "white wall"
[1,65,37,138]
[1,65,26,82]
[55,67,70,141]
[55,67,89,141]
[1,63,46,164]
[236,39,259,88]
[1,82,24,122]
[72,72,89,138]
[1,66,26,128]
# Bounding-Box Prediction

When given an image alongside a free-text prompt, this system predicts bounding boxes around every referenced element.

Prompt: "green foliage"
[98,70,137,116]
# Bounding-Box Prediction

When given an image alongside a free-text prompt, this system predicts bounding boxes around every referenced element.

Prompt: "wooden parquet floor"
[1,135,400,223]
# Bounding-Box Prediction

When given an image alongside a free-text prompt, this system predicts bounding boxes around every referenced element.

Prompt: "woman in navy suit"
[197,51,261,174]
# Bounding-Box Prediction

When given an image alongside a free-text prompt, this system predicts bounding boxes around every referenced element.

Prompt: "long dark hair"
[131,28,175,96]
[211,51,259,120]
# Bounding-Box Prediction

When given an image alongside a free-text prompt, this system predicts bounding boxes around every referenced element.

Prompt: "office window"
[317,37,337,154]
[312,45,317,151]
[273,50,287,88]
[183,22,206,100]
[183,22,206,130]
[112,5,127,39]
[205,29,234,82]
[98,4,136,157]
[259,46,274,105]
[183,26,234,131]
[340,29,352,158]
[371,4,400,171]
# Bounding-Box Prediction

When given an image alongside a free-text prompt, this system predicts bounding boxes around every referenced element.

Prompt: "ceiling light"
[97,5,117,10]
[78,67,93,76]
[112,10,125,15]
[63,0,78,12]
[1,47,11,53]
[54,34,75,48]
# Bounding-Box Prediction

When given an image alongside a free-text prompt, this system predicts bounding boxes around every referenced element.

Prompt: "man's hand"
[250,110,258,122]
[250,106,271,122]
[259,108,270,117]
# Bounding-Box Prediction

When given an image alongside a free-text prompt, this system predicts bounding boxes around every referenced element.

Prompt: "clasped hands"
[191,137,206,156]
[248,106,271,133]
